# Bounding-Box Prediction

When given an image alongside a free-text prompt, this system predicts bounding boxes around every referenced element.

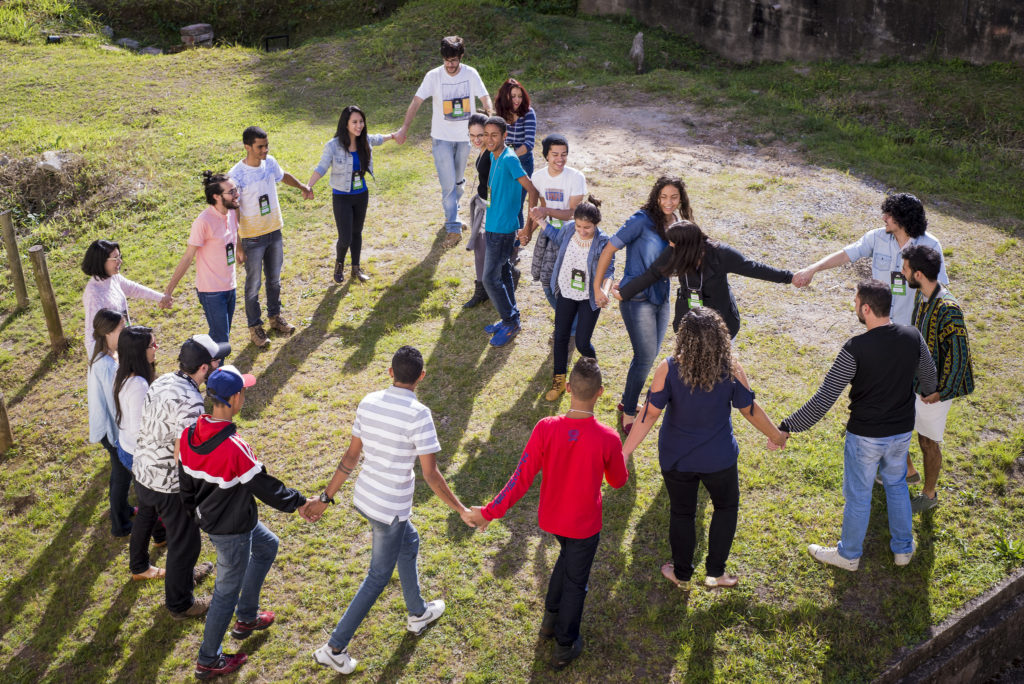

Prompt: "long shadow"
[0,307,27,336]
[374,632,419,684]
[6,347,68,409]
[111,604,191,684]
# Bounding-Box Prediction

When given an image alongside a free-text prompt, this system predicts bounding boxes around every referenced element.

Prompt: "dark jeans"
[332,191,369,267]
[553,295,600,375]
[662,465,739,581]
[135,481,202,613]
[102,436,134,536]
[196,289,236,344]
[241,229,283,328]
[545,531,600,647]
[516,153,534,230]
[482,231,519,325]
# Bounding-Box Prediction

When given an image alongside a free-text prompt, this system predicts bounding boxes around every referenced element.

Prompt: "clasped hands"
[459,506,490,531]
[298,498,328,523]
[766,430,790,452]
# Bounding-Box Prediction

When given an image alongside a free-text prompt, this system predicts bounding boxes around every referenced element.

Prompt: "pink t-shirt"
[188,206,238,293]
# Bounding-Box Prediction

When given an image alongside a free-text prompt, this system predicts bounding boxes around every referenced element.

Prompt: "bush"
[0,0,101,43]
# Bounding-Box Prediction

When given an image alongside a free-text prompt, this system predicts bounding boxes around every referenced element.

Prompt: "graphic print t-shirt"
[229,155,285,239]
[530,165,587,230]
[415,64,488,142]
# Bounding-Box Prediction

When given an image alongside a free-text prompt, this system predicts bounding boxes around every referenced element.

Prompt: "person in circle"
[494,78,537,232]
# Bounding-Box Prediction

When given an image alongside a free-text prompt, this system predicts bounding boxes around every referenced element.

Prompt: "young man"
[462,112,492,309]
[165,173,241,344]
[466,357,627,669]
[775,280,937,570]
[228,126,310,348]
[309,346,472,674]
[179,365,316,680]
[792,193,948,325]
[481,116,539,347]
[901,245,974,513]
[394,36,493,248]
[133,334,230,619]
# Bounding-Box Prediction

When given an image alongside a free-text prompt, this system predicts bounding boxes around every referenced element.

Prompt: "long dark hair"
[90,309,123,367]
[335,105,372,177]
[640,176,694,241]
[113,325,155,427]
[495,78,531,122]
[661,221,714,278]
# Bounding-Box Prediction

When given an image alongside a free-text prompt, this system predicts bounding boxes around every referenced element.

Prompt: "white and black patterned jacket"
[132,371,203,493]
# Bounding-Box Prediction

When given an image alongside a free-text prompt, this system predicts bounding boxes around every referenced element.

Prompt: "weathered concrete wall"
[578,0,1024,64]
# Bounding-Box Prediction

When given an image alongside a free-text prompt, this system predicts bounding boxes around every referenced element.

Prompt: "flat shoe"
[704,574,739,588]
[661,563,692,591]
[132,566,166,581]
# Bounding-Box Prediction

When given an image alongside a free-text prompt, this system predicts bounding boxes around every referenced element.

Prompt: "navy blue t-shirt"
[647,357,754,473]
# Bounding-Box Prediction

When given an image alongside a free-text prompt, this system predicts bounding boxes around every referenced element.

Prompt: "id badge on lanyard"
[351,171,364,192]
[570,268,586,291]
[259,193,270,216]
[688,289,702,307]
[226,242,235,266]
[549,218,563,229]
[891,271,907,296]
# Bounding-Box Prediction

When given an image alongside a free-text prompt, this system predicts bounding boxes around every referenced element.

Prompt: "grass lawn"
[1,0,1024,681]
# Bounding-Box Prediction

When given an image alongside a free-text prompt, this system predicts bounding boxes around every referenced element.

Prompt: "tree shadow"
[0,307,27,336]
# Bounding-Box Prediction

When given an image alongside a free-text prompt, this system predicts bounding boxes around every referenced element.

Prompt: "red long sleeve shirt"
[482,415,628,539]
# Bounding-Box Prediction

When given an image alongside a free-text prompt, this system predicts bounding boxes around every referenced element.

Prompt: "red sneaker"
[230,610,275,639]
[194,652,247,679]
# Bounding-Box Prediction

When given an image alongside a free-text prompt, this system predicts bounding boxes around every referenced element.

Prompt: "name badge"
[352,172,364,191]
[549,218,563,229]
[891,271,907,296]
[688,289,702,307]
[570,268,586,291]
[258,193,270,216]
[226,243,235,266]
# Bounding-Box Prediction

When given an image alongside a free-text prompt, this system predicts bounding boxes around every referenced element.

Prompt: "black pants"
[135,482,202,613]
[102,436,134,536]
[332,191,369,267]
[662,465,739,581]
[545,531,600,647]
[553,295,600,375]
[128,477,167,574]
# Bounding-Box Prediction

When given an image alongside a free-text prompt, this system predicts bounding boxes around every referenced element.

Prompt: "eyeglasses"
[220,188,240,196]
[106,256,123,262]
[148,341,159,349]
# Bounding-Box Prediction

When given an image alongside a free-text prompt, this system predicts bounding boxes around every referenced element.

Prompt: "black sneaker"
[194,652,247,680]
[552,636,583,670]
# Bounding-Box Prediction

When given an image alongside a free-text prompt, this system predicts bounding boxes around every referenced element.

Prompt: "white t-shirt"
[415,64,488,142]
[117,375,150,456]
[229,155,285,239]
[531,165,587,230]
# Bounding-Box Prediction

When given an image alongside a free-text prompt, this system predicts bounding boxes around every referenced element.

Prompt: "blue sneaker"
[490,322,521,347]
[484,321,504,335]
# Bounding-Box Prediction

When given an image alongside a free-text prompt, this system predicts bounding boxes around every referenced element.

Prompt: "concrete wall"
[578,0,1024,64]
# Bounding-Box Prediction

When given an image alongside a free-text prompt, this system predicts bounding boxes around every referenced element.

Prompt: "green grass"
[1,0,1024,681]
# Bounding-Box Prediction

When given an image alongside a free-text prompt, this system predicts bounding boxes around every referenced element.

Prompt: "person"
[133,334,230,618]
[465,357,627,669]
[308,346,471,674]
[776,280,937,571]
[309,106,398,285]
[792,193,948,326]
[394,36,493,248]
[81,239,170,359]
[461,113,492,309]
[179,365,317,680]
[615,220,796,337]
[480,116,539,347]
[164,172,242,344]
[495,78,537,231]
[113,324,167,580]
[537,197,614,402]
[593,176,693,434]
[86,309,133,537]
[901,245,974,513]
[228,126,307,348]
[622,308,787,590]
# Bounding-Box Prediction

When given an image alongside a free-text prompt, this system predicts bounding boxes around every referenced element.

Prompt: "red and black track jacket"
[178,415,306,535]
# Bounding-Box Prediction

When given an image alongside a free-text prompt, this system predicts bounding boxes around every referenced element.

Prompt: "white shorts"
[915,395,953,443]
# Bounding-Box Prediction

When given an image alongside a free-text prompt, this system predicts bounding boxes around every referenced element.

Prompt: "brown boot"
[249,325,269,348]
[544,374,567,402]
[268,314,295,334]
[352,265,370,283]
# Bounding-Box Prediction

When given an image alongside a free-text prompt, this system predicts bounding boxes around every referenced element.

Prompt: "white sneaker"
[894,541,917,566]
[808,544,860,571]
[407,599,445,635]
[313,643,358,674]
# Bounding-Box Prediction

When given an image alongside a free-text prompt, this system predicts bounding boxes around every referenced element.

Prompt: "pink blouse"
[82,274,162,358]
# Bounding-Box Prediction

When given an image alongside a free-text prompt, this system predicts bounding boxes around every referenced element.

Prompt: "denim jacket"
[610,210,669,305]
[313,134,386,193]
[543,221,615,312]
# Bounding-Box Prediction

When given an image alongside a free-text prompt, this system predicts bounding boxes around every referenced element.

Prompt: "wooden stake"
[1,210,29,310]
[0,392,12,454]
[27,245,67,353]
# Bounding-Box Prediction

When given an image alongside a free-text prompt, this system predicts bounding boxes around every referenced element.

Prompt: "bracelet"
[338,462,353,474]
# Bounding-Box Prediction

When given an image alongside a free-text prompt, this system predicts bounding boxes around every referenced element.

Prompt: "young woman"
[86,309,133,536]
[622,308,786,590]
[81,239,170,359]
[114,325,166,580]
[540,197,615,401]
[593,176,693,434]
[615,220,794,337]
[495,78,537,231]
[309,105,398,284]
[463,112,492,308]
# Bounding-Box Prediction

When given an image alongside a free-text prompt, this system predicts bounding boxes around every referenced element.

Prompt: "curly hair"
[494,78,531,122]
[881,193,927,238]
[640,176,694,241]
[671,307,733,392]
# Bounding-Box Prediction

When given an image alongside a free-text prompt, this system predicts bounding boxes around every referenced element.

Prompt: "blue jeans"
[197,289,236,344]
[837,431,914,560]
[543,284,577,336]
[619,298,671,416]
[329,513,427,652]
[545,532,600,647]
[482,231,519,326]
[516,153,534,230]
[431,138,470,233]
[241,229,283,328]
[198,521,280,665]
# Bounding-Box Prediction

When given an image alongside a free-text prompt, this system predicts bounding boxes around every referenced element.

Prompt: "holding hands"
[791,268,814,288]
[920,392,941,405]
[767,430,789,451]
[460,506,490,531]
[299,497,328,522]
[158,293,173,309]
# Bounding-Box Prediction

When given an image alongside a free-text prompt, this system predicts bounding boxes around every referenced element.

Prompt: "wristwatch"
[318,492,335,505]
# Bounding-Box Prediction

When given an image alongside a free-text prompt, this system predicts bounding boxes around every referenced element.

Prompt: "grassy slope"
[1,0,1023,681]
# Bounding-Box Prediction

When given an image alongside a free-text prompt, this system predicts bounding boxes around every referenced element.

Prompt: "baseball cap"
[206,364,256,404]
[178,334,231,370]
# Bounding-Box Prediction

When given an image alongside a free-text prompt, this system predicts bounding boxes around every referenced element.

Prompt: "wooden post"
[27,245,67,353]
[1,210,29,310]
[0,392,12,454]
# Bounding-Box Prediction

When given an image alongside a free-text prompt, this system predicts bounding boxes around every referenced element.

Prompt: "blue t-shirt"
[485,146,526,234]
[333,150,367,195]
[647,357,754,473]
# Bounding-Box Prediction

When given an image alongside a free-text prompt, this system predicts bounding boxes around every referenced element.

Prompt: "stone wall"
[578,0,1024,64]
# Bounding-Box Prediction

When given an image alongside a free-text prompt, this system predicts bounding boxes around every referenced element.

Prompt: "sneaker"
[313,644,358,674]
[552,636,583,670]
[268,315,295,334]
[443,232,461,249]
[484,320,504,335]
[195,652,247,680]
[911,493,939,513]
[171,595,211,621]
[193,561,214,585]
[489,322,521,347]
[407,599,445,635]
[807,544,859,571]
[539,610,557,639]
[230,610,274,639]
[894,541,917,566]
[248,325,269,348]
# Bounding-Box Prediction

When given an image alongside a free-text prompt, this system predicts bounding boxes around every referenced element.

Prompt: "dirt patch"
[2,493,37,516]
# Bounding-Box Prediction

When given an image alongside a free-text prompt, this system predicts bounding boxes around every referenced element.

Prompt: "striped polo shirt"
[352,386,441,523]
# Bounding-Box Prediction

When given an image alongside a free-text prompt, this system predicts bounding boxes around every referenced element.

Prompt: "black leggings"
[662,465,739,581]
[554,294,600,375]
[332,191,369,266]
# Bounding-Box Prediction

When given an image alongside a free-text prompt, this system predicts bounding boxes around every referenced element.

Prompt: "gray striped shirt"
[352,387,440,523]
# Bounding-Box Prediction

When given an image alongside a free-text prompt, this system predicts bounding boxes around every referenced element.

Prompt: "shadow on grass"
[5,347,68,409]
[110,605,191,684]
[0,307,28,336]
[374,632,419,684]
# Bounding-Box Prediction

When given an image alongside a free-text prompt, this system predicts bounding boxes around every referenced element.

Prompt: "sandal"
[704,574,740,588]
[661,563,693,591]
[131,566,166,581]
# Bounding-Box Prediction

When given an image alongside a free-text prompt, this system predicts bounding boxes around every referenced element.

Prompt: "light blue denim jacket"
[610,209,669,305]
[313,135,386,193]
[543,220,615,312]
[87,353,118,444]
